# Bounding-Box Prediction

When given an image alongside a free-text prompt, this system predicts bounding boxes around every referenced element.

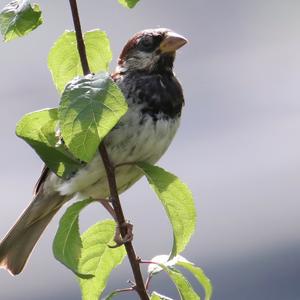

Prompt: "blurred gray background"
[1,0,300,299]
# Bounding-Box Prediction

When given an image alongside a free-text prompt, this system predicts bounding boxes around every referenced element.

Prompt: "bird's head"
[117,28,188,74]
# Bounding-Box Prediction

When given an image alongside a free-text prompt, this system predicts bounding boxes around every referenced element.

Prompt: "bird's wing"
[33,165,50,196]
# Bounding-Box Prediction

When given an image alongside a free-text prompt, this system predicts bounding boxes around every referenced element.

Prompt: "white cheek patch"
[125,51,159,71]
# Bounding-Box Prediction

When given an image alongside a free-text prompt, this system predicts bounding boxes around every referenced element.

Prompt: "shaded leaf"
[118,0,140,8]
[148,255,212,300]
[59,72,128,162]
[16,108,83,178]
[53,198,94,278]
[137,163,196,258]
[177,261,212,300]
[161,265,200,300]
[0,0,42,42]
[48,29,112,93]
[78,220,127,300]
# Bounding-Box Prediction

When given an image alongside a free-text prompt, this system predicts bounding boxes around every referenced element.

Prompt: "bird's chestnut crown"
[117,28,187,73]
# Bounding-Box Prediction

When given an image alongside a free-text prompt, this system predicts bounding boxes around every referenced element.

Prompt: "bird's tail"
[0,190,68,275]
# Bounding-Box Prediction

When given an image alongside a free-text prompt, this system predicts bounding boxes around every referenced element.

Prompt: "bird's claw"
[108,222,133,248]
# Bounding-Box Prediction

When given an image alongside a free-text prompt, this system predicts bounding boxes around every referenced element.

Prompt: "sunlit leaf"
[118,0,140,9]
[59,72,128,162]
[48,29,112,93]
[53,198,94,278]
[78,220,126,300]
[151,291,174,300]
[16,108,83,178]
[137,163,196,258]
[0,0,43,42]
[147,255,188,275]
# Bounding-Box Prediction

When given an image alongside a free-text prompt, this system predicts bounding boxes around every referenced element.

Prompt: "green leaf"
[151,292,174,300]
[137,163,196,258]
[161,265,200,300]
[148,255,212,300]
[177,261,213,300]
[53,198,94,278]
[118,0,140,8]
[78,220,126,300]
[48,29,112,93]
[59,72,128,162]
[0,0,43,42]
[16,108,83,178]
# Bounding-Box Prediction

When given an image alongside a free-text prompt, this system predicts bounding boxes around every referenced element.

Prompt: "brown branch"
[99,145,150,299]
[69,0,90,75]
[68,1,149,299]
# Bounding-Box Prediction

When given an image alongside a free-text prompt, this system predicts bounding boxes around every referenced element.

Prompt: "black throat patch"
[119,70,184,121]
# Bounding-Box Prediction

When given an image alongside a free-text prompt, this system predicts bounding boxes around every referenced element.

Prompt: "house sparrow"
[0,28,187,275]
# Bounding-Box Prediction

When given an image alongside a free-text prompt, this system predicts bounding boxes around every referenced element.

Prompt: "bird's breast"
[107,109,180,164]
[54,110,180,199]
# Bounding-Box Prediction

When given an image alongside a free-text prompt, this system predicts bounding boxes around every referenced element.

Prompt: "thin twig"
[68,1,149,299]
[97,199,117,221]
[145,273,153,290]
[139,260,161,265]
[112,287,134,294]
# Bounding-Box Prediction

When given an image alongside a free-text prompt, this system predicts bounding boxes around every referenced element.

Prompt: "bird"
[0,28,187,275]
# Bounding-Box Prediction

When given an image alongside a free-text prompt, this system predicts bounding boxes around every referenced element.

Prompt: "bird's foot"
[109,222,134,248]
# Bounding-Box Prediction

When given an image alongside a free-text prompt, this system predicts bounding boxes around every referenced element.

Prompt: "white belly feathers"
[49,110,180,200]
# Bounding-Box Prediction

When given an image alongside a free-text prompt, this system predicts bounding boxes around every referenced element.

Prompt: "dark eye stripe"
[137,35,163,53]
[141,36,152,46]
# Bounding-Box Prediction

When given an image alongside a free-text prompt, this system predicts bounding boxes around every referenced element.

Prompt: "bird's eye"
[139,35,154,51]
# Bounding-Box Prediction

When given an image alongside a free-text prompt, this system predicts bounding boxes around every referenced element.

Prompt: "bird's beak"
[160,31,188,53]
